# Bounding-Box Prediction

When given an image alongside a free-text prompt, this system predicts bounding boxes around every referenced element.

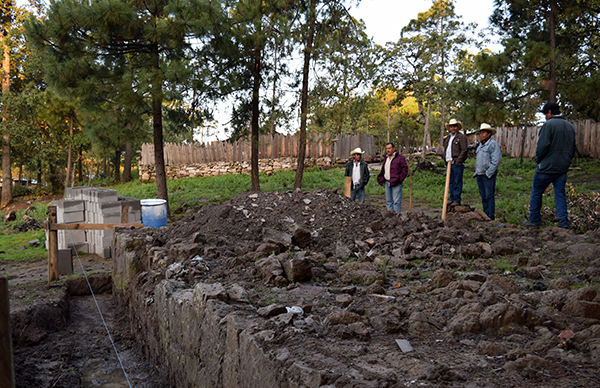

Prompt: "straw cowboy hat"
[478,123,496,135]
[350,147,365,155]
[445,119,463,130]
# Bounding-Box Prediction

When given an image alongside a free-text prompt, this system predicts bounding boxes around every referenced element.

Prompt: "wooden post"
[120,205,129,224]
[441,162,452,222]
[47,206,59,287]
[344,176,352,198]
[0,277,16,388]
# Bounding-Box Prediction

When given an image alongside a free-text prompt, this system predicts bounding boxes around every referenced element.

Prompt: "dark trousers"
[529,172,568,228]
[476,174,497,220]
[449,163,464,204]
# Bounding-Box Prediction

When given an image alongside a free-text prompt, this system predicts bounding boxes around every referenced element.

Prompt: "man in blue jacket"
[473,123,502,220]
[377,142,408,212]
[521,102,576,229]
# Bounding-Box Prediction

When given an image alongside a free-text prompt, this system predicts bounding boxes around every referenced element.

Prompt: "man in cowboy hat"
[442,119,468,206]
[345,147,370,203]
[377,142,408,212]
[521,102,576,229]
[473,123,502,220]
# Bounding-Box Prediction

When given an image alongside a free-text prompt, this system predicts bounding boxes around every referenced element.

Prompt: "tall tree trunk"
[439,102,446,147]
[78,147,83,182]
[548,0,557,102]
[421,102,432,159]
[1,40,12,207]
[386,104,390,143]
[270,39,279,136]
[123,142,132,182]
[150,44,169,212]
[36,160,42,194]
[64,114,73,195]
[102,157,107,177]
[294,0,316,190]
[114,149,121,182]
[250,46,262,192]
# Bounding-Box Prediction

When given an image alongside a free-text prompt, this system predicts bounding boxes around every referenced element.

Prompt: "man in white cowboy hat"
[344,147,370,203]
[473,123,502,220]
[442,119,468,206]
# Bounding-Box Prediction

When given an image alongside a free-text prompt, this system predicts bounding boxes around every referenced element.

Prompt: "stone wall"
[112,232,314,388]
[139,156,333,182]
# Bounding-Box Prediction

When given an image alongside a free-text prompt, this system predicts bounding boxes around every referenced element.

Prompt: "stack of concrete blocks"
[50,196,87,255]
[50,186,142,259]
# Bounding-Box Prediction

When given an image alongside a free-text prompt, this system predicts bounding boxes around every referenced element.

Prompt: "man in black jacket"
[521,102,576,229]
[442,119,468,206]
[345,148,370,203]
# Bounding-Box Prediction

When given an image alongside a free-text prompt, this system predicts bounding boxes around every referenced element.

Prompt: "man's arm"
[535,124,551,164]
[487,141,502,178]
[456,134,468,165]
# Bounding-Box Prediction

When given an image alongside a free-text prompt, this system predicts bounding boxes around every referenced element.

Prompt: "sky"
[348,0,498,47]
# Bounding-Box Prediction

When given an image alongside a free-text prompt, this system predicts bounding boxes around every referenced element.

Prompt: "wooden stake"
[0,277,16,388]
[441,162,452,222]
[47,206,59,287]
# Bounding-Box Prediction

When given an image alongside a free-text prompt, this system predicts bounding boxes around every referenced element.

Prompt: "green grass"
[0,229,47,263]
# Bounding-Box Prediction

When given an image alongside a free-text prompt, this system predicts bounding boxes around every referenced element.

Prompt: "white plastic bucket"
[140,199,168,228]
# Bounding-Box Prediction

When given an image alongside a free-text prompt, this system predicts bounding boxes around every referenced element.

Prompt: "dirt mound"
[111,188,600,387]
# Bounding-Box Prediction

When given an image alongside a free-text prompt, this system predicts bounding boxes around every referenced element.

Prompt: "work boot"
[520,220,540,229]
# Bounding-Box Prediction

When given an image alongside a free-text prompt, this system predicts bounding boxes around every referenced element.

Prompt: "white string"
[62,224,133,388]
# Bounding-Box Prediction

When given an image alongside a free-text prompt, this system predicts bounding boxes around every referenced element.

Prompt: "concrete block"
[53,199,85,212]
[119,197,141,212]
[57,211,85,223]
[94,245,111,258]
[128,211,141,223]
[96,189,118,203]
[97,213,121,223]
[71,243,89,254]
[98,201,121,213]
[58,249,73,275]
[62,230,86,243]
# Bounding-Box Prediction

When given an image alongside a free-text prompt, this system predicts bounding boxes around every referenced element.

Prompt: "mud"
[111,189,600,387]
[7,260,167,387]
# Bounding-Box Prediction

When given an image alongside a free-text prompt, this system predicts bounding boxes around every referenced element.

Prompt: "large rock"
[479,303,524,329]
[262,228,292,250]
[292,227,312,248]
[485,275,519,294]
[491,238,519,255]
[567,243,600,260]
[324,311,368,326]
[256,256,284,283]
[409,311,442,333]
[282,258,312,282]
[432,269,456,288]
[567,286,597,302]
[561,300,600,319]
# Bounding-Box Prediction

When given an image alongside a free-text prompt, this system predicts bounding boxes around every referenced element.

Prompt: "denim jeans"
[529,172,568,228]
[476,174,497,220]
[350,185,366,203]
[449,163,464,204]
[385,181,403,212]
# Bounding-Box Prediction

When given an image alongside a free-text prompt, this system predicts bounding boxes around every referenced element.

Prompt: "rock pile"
[114,189,600,387]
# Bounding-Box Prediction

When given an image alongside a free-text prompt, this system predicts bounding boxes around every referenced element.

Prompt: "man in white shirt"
[344,148,370,203]
[442,119,468,206]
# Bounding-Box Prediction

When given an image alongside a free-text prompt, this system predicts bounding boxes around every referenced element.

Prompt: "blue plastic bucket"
[140,199,168,228]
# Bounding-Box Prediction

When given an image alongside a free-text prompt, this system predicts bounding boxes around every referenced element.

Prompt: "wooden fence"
[484,119,600,159]
[140,133,376,165]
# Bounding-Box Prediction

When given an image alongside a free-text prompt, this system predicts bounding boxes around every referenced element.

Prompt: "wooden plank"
[50,223,145,231]
[0,277,15,388]
[47,206,59,287]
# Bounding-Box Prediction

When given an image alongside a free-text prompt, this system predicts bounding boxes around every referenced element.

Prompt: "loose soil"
[117,189,600,387]
[7,188,600,387]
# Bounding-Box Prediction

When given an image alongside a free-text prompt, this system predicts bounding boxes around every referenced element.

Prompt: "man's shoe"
[450,202,460,206]
[520,220,540,229]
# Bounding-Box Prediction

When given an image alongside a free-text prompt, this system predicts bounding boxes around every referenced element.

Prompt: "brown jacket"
[442,132,468,165]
